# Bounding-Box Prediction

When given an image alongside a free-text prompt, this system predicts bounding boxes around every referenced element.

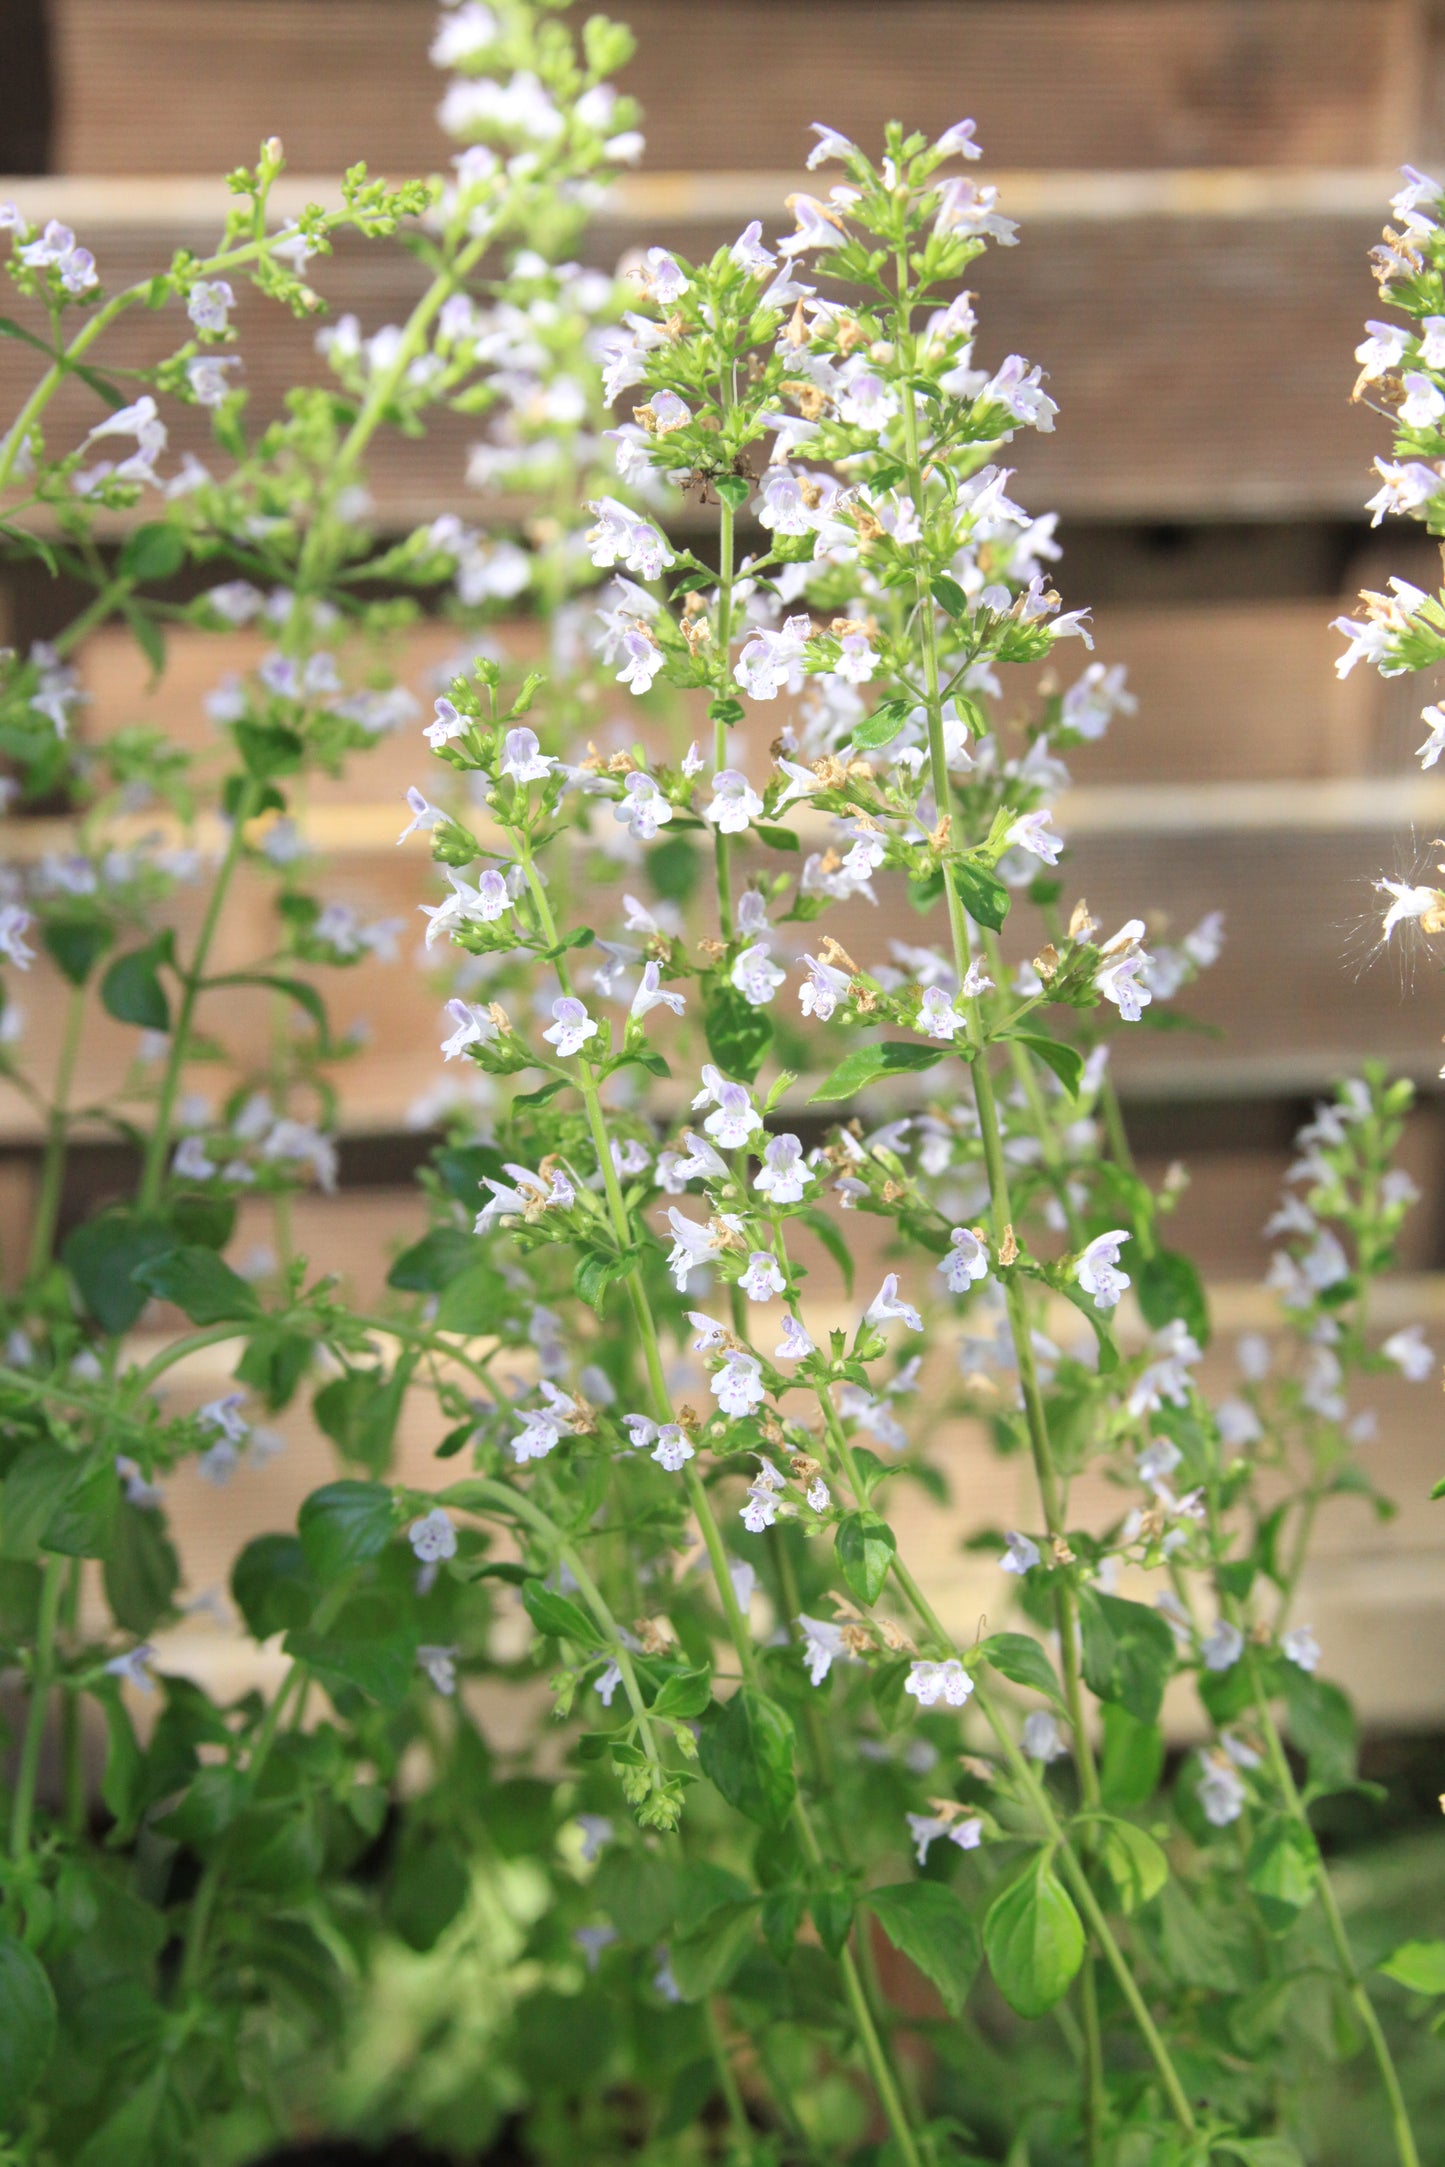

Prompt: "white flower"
[586,496,676,579]
[775,1315,815,1361]
[730,219,775,273]
[799,952,851,1020]
[542,997,598,1059]
[641,246,689,302]
[867,1274,923,1332]
[1197,1748,1246,1827]
[904,1659,974,1708]
[1136,1436,1183,1490]
[1282,1626,1321,1672]
[614,771,673,840]
[594,1660,624,1705]
[187,355,242,408]
[939,1226,988,1292]
[501,726,554,782]
[798,1613,848,1685]
[0,906,36,970]
[1094,920,1153,1022]
[806,124,856,170]
[907,1812,984,1865]
[417,1645,458,1695]
[1023,1710,1067,1763]
[807,1477,831,1511]
[1355,319,1410,379]
[1076,1229,1130,1311]
[1004,809,1062,864]
[440,998,496,1060]
[703,769,764,834]
[694,1065,763,1148]
[1383,1323,1433,1381]
[740,1251,785,1303]
[103,1644,156,1693]
[187,278,234,333]
[409,1507,457,1563]
[631,960,685,1020]
[1000,1531,1040,1576]
[1376,878,1441,939]
[755,1133,813,1206]
[1400,371,1445,429]
[731,941,786,1006]
[651,1425,695,1472]
[713,1349,765,1418]
[733,615,811,701]
[576,1813,613,1863]
[398,785,444,843]
[1417,704,1445,767]
[1201,1620,1244,1672]
[918,986,966,1040]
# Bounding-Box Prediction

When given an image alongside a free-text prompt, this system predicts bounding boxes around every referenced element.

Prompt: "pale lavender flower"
[542,996,598,1058]
[904,1659,974,1708]
[1076,1229,1131,1310]
[1000,1531,1040,1576]
[740,1251,785,1303]
[409,1507,457,1564]
[867,1275,923,1332]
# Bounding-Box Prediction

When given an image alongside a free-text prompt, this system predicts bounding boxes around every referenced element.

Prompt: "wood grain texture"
[48,0,1425,177]
[0,191,1387,518]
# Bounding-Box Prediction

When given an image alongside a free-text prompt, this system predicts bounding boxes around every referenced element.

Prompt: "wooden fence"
[3,0,1444,1727]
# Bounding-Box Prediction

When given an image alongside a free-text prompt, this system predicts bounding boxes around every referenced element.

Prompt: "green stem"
[60,1561,85,1837]
[9,1554,66,1859]
[713,496,737,940]
[1246,1656,1419,2167]
[137,780,259,1211]
[704,2001,753,2154]
[896,265,1106,2148]
[887,1554,1198,2140]
[26,981,86,1282]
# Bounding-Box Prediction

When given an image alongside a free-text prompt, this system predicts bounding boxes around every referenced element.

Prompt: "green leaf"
[100,936,172,1030]
[118,521,186,584]
[1378,1940,1445,1996]
[386,1835,471,1952]
[1137,1246,1211,1348]
[120,599,165,677]
[950,859,1010,932]
[799,1203,855,1296]
[931,574,967,619]
[671,1899,757,1998]
[285,1593,417,1709]
[296,1481,394,1585]
[1,1446,81,1561]
[1079,1590,1176,1725]
[865,1882,981,2016]
[978,1631,1064,1710]
[232,1533,317,1640]
[521,1578,597,1648]
[697,1686,797,1831]
[41,1456,118,1559]
[1095,1816,1169,1913]
[0,1931,57,2103]
[1012,1033,1084,1098]
[754,822,799,852]
[648,833,698,903]
[0,314,56,357]
[652,1665,714,1719]
[714,473,750,511]
[1246,1818,1319,1931]
[73,2065,170,2167]
[708,696,745,726]
[984,1854,1085,2018]
[386,1227,476,1293]
[574,1247,629,1315]
[132,1244,260,1325]
[1099,1703,1165,1809]
[42,914,112,986]
[1213,2142,1305,2167]
[1283,1669,1357,1792]
[808,1040,943,1103]
[63,1208,177,1333]
[852,696,914,751]
[703,980,773,1083]
[835,1510,895,1605]
[435,1260,511,1334]
[234,719,304,778]
[103,1499,180,1637]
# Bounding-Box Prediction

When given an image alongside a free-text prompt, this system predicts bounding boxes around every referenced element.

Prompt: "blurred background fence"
[4,0,1445,1735]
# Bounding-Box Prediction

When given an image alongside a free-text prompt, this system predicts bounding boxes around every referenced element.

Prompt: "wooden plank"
[0,172,1391,517]
[63,598,1371,798]
[0,806,1442,1142]
[48,0,1424,178]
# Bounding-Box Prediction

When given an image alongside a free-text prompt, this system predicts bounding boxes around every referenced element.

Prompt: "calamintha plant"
[0,6,1440,2166]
